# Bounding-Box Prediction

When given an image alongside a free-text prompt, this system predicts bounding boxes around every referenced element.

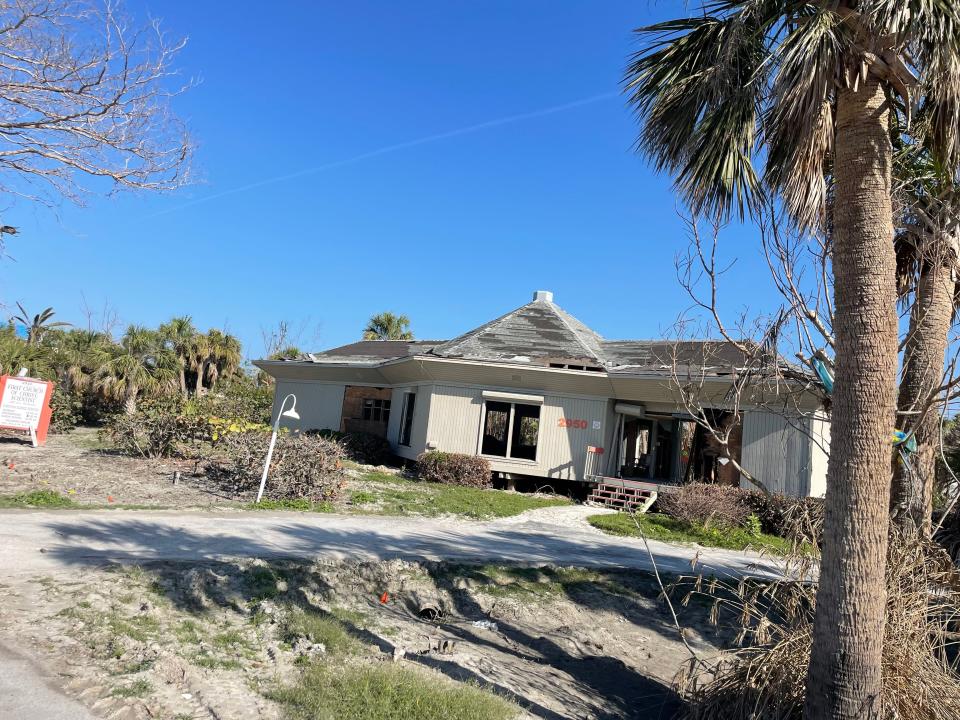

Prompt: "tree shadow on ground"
[37,515,772,718]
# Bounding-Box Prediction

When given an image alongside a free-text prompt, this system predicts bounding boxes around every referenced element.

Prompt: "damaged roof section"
[431,291,605,366]
[296,340,440,366]
[260,291,762,378]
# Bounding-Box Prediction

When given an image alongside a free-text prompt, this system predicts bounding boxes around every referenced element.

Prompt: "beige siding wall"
[272,381,345,431]
[390,385,433,461]
[423,384,609,480]
[808,414,830,498]
[740,410,814,496]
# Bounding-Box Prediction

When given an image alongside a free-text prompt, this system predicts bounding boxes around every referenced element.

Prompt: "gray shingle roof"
[265,294,753,376]
[430,297,605,365]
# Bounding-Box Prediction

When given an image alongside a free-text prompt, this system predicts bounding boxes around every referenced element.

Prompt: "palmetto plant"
[363,312,413,341]
[190,328,242,395]
[42,328,113,393]
[95,326,177,414]
[159,316,197,398]
[0,323,52,378]
[11,303,71,345]
[625,1,960,717]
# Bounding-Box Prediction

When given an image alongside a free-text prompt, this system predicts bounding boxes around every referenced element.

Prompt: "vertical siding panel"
[741,411,813,496]
[421,386,609,480]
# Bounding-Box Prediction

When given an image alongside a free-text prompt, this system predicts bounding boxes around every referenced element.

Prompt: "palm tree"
[11,303,71,345]
[43,328,113,394]
[0,323,53,379]
[203,329,242,390]
[625,3,960,716]
[190,329,242,395]
[95,326,176,414]
[159,316,197,398]
[363,312,413,340]
[892,143,960,535]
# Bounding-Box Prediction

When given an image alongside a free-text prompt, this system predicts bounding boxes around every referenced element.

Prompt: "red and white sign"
[0,375,54,446]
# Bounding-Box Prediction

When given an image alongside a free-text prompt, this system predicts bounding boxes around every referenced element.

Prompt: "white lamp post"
[256,393,300,504]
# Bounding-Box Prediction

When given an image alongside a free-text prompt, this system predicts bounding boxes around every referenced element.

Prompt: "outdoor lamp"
[256,393,299,503]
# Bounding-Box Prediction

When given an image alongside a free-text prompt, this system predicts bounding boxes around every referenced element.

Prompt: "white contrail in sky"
[148,90,618,217]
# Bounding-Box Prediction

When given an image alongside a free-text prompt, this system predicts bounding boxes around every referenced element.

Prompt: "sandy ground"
[0,557,735,720]
[0,505,784,580]
[0,428,236,509]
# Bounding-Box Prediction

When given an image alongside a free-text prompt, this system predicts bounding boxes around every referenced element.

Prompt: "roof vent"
[533,290,554,303]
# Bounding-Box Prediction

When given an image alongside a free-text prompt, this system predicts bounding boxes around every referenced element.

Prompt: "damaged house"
[255,291,829,498]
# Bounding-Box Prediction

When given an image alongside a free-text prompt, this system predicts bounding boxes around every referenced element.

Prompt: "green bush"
[49,387,83,433]
[207,431,346,502]
[188,377,273,425]
[102,399,207,458]
[417,451,491,488]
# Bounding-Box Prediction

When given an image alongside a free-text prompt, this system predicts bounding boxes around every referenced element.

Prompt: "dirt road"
[1,505,780,579]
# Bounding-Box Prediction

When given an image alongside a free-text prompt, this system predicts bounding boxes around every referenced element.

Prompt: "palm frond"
[764,7,843,231]
[625,2,776,218]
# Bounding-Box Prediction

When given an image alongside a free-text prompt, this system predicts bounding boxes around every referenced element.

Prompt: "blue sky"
[0,1,774,361]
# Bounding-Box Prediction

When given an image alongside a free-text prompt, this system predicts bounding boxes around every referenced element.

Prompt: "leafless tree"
[0,0,193,216]
[668,212,828,495]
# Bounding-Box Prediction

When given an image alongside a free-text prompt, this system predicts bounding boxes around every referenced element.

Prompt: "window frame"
[398,391,416,447]
[478,399,541,463]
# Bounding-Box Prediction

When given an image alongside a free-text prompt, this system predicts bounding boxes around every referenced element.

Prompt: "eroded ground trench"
[0,558,733,720]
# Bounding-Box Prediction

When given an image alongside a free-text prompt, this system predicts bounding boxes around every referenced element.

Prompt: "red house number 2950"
[558,418,588,429]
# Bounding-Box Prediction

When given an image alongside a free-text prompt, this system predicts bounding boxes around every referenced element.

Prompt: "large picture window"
[481,401,540,460]
[399,392,416,447]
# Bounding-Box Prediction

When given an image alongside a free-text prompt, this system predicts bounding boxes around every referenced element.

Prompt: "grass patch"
[356,473,570,520]
[350,490,377,505]
[588,512,793,554]
[106,612,161,642]
[0,490,77,508]
[281,608,362,655]
[111,678,152,698]
[270,662,515,720]
[244,498,334,513]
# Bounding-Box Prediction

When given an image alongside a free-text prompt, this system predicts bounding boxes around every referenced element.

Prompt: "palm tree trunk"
[178,365,188,398]
[803,78,897,720]
[891,252,954,535]
[124,384,139,415]
[194,363,205,396]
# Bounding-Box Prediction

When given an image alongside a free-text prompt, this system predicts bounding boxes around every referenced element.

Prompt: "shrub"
[656,482,751,529]
[49,387,83,433]
[102,400,207,458]
[189,378,273,425]
[742,490,824,546]
[416,451,491,488]
[312,429,392,465]
[207,431,346,502]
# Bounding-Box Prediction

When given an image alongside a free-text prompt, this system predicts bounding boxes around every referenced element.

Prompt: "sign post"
[0,375,54,446]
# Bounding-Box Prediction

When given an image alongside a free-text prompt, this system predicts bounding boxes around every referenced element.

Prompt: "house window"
[399,393,416,446]
[481,401,540,460]
[362,398,391,423]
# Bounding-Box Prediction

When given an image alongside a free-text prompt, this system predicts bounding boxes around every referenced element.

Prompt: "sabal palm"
[190,329,241,394]
[0,324,53,378]
[204,329,242,389]
[95,326,177,414]
[12,303,71,345]
[44,329,112,393]
[159,316,197,398]
[892,142,960,533]
[363,312,413,340]
[626,2,960,716]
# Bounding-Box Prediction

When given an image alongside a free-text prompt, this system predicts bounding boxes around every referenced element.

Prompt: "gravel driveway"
[0,504,782,580]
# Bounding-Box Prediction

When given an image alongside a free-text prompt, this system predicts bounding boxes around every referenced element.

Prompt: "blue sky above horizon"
[0,1,776,362]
